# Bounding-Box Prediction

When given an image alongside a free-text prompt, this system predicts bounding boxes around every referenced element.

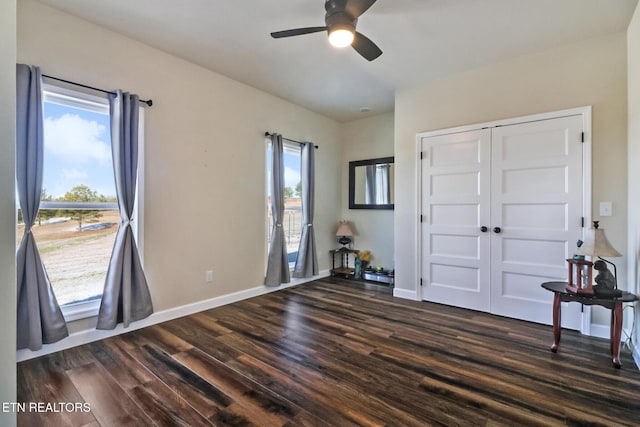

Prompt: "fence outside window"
[267,202,302,263]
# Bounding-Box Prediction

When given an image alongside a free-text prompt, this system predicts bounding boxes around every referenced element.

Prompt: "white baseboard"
[393,287,419,301]
[589,324,609,339]
[17,270,329,362]
[633,342,640,371]
[589,324,635,344]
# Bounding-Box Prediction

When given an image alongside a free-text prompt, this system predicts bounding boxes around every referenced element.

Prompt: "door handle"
[480,226,488,232]
[493,227,502,234]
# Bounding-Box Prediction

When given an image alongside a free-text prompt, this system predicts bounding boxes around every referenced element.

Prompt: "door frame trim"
[415,106,593,334]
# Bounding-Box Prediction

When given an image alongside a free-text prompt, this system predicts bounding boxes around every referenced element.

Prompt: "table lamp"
[567,221,622,296]
[335,221,354,248]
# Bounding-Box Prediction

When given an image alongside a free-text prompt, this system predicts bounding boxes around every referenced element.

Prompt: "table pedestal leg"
[611,303,623,369]
[551,293,561,353]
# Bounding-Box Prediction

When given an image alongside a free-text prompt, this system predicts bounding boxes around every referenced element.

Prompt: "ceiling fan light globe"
[329,28,354,48]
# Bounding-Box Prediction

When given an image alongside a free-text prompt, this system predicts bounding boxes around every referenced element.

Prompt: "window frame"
[33,83,145,321]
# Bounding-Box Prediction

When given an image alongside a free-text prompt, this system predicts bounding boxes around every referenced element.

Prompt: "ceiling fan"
[270,0,382,61]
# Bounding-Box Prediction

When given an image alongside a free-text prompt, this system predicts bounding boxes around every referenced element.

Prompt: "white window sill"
[61,299,101,322]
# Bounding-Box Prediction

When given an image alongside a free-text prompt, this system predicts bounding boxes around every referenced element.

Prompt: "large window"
[16,84,142,319]
[266,140,302,265]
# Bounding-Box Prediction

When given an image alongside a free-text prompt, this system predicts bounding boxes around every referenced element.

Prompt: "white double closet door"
[420,113,585,330]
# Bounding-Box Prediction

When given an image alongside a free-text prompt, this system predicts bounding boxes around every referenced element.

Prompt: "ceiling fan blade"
[345,0,377,18]
[271,27,327,39]
[352,31,382,61]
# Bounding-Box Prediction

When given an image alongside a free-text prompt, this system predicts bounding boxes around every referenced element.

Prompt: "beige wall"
[627,3,640,359]
[395,33,628,327]
[341,112,394,269]
[0,1,17,425]
[17,0,343,333]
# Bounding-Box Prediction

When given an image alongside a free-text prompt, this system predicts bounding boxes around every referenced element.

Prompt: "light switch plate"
[599,201,612,217]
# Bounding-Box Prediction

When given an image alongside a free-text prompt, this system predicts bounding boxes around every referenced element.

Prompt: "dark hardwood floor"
[17,278,640,426]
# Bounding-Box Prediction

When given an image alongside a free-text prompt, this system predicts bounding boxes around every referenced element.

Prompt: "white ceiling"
[36,0,638,122]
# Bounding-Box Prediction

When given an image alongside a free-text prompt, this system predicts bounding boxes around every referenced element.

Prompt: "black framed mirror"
[349,157,394,210]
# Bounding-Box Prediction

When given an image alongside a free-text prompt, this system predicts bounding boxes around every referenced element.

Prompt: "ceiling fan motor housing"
[325,0,357,34]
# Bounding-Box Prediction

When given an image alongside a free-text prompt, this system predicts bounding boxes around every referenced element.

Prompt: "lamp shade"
[335,221,354,237]
[577,223,621,258]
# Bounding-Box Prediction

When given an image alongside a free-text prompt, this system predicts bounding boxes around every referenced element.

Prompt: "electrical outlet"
[205,270,213,283]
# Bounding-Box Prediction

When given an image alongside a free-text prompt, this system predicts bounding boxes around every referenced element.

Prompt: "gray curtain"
[365,164,376,204]
[265,134,290,286]
[293,142,318,278]
[97,90,153,329]
[16,64,69,350]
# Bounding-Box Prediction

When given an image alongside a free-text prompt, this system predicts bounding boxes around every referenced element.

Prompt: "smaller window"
[266,141,302,266]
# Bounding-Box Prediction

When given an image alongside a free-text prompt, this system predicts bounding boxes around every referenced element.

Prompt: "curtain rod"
[264,132,318,149]
[42,74,153,107]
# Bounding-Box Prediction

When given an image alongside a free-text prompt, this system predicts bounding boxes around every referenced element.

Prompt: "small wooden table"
[329,247,358,278]
[541,281,638,368]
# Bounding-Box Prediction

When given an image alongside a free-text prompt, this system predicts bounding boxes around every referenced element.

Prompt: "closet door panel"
[420,129,491,312]
[490,116,583,330]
